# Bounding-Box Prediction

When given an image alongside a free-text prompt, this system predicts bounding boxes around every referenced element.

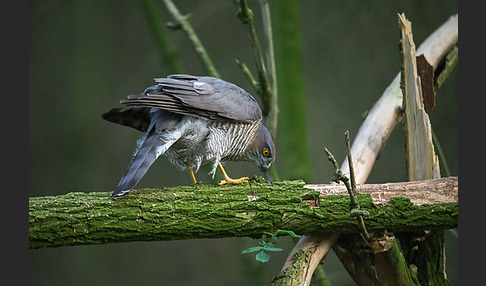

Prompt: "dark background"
[29,1,458,285]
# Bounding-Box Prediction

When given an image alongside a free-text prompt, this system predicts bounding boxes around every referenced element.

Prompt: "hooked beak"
[261,163,271,172]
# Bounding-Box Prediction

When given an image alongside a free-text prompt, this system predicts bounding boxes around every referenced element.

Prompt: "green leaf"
[263,245,284,252]
[255,250,270,263]
[267,240,278,247]
[241,246,263,254]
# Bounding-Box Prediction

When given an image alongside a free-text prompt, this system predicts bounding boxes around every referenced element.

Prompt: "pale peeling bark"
[306,177,457,206]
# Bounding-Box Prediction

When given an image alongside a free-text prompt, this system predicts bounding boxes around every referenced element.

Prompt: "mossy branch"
[29,177,457,249]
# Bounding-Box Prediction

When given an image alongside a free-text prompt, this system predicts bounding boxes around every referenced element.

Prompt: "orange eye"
[263,148,270,157]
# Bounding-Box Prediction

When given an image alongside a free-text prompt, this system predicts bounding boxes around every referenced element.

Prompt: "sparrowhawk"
[102,74,276,198]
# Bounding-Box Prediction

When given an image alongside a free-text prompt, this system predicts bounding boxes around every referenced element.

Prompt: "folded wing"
[120,74,263,124]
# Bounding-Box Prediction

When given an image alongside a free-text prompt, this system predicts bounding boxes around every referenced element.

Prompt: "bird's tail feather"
[111,130,175,198]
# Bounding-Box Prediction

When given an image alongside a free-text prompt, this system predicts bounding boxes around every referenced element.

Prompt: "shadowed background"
[29,1,457,285]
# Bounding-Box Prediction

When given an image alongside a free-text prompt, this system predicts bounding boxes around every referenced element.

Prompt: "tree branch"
[29,177,457,249]
[279,14,458,285]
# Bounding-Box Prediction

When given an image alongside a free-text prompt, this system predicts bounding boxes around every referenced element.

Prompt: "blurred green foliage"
[29,1,457,285]
[273,0,311,181]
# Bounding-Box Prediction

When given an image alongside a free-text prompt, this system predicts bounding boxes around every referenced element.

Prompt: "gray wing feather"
[101,107,151,132]
[122,75,262,124]
[111,129,166,198]
[111,110,183,198]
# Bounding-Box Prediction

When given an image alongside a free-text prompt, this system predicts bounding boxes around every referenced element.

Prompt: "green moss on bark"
[271,250,309,285]
[29,180,457,249]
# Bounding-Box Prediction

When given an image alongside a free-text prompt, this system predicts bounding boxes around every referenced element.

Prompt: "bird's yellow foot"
[216,163,249,185]
[218,176,249,185]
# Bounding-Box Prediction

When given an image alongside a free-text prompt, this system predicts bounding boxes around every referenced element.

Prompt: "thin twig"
[324,148,350,187]
[345,131,357,195]
[344,131,371,242]
[259,0,278,122]
[162,0,220,78]
[235,0,272,118]
[325,142,370,242]
[235,57,259,92]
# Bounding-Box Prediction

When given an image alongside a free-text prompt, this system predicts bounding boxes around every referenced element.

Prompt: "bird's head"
[246,123,276,172]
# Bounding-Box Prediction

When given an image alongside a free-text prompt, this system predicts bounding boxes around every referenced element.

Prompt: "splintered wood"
[398,13,440,181]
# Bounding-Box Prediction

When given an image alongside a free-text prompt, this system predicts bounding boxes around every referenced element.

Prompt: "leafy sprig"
[241,230,300,263]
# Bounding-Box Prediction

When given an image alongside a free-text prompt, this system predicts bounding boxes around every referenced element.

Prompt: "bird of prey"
[102,74,275,198]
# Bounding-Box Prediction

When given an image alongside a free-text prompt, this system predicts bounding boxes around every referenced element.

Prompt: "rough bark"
[333,232,419,285]
[273,233,339,285]
[29,177,457,250]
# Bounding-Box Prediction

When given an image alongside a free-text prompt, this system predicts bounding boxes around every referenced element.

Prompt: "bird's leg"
[187,167,198,184]
[217,163,249,185]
